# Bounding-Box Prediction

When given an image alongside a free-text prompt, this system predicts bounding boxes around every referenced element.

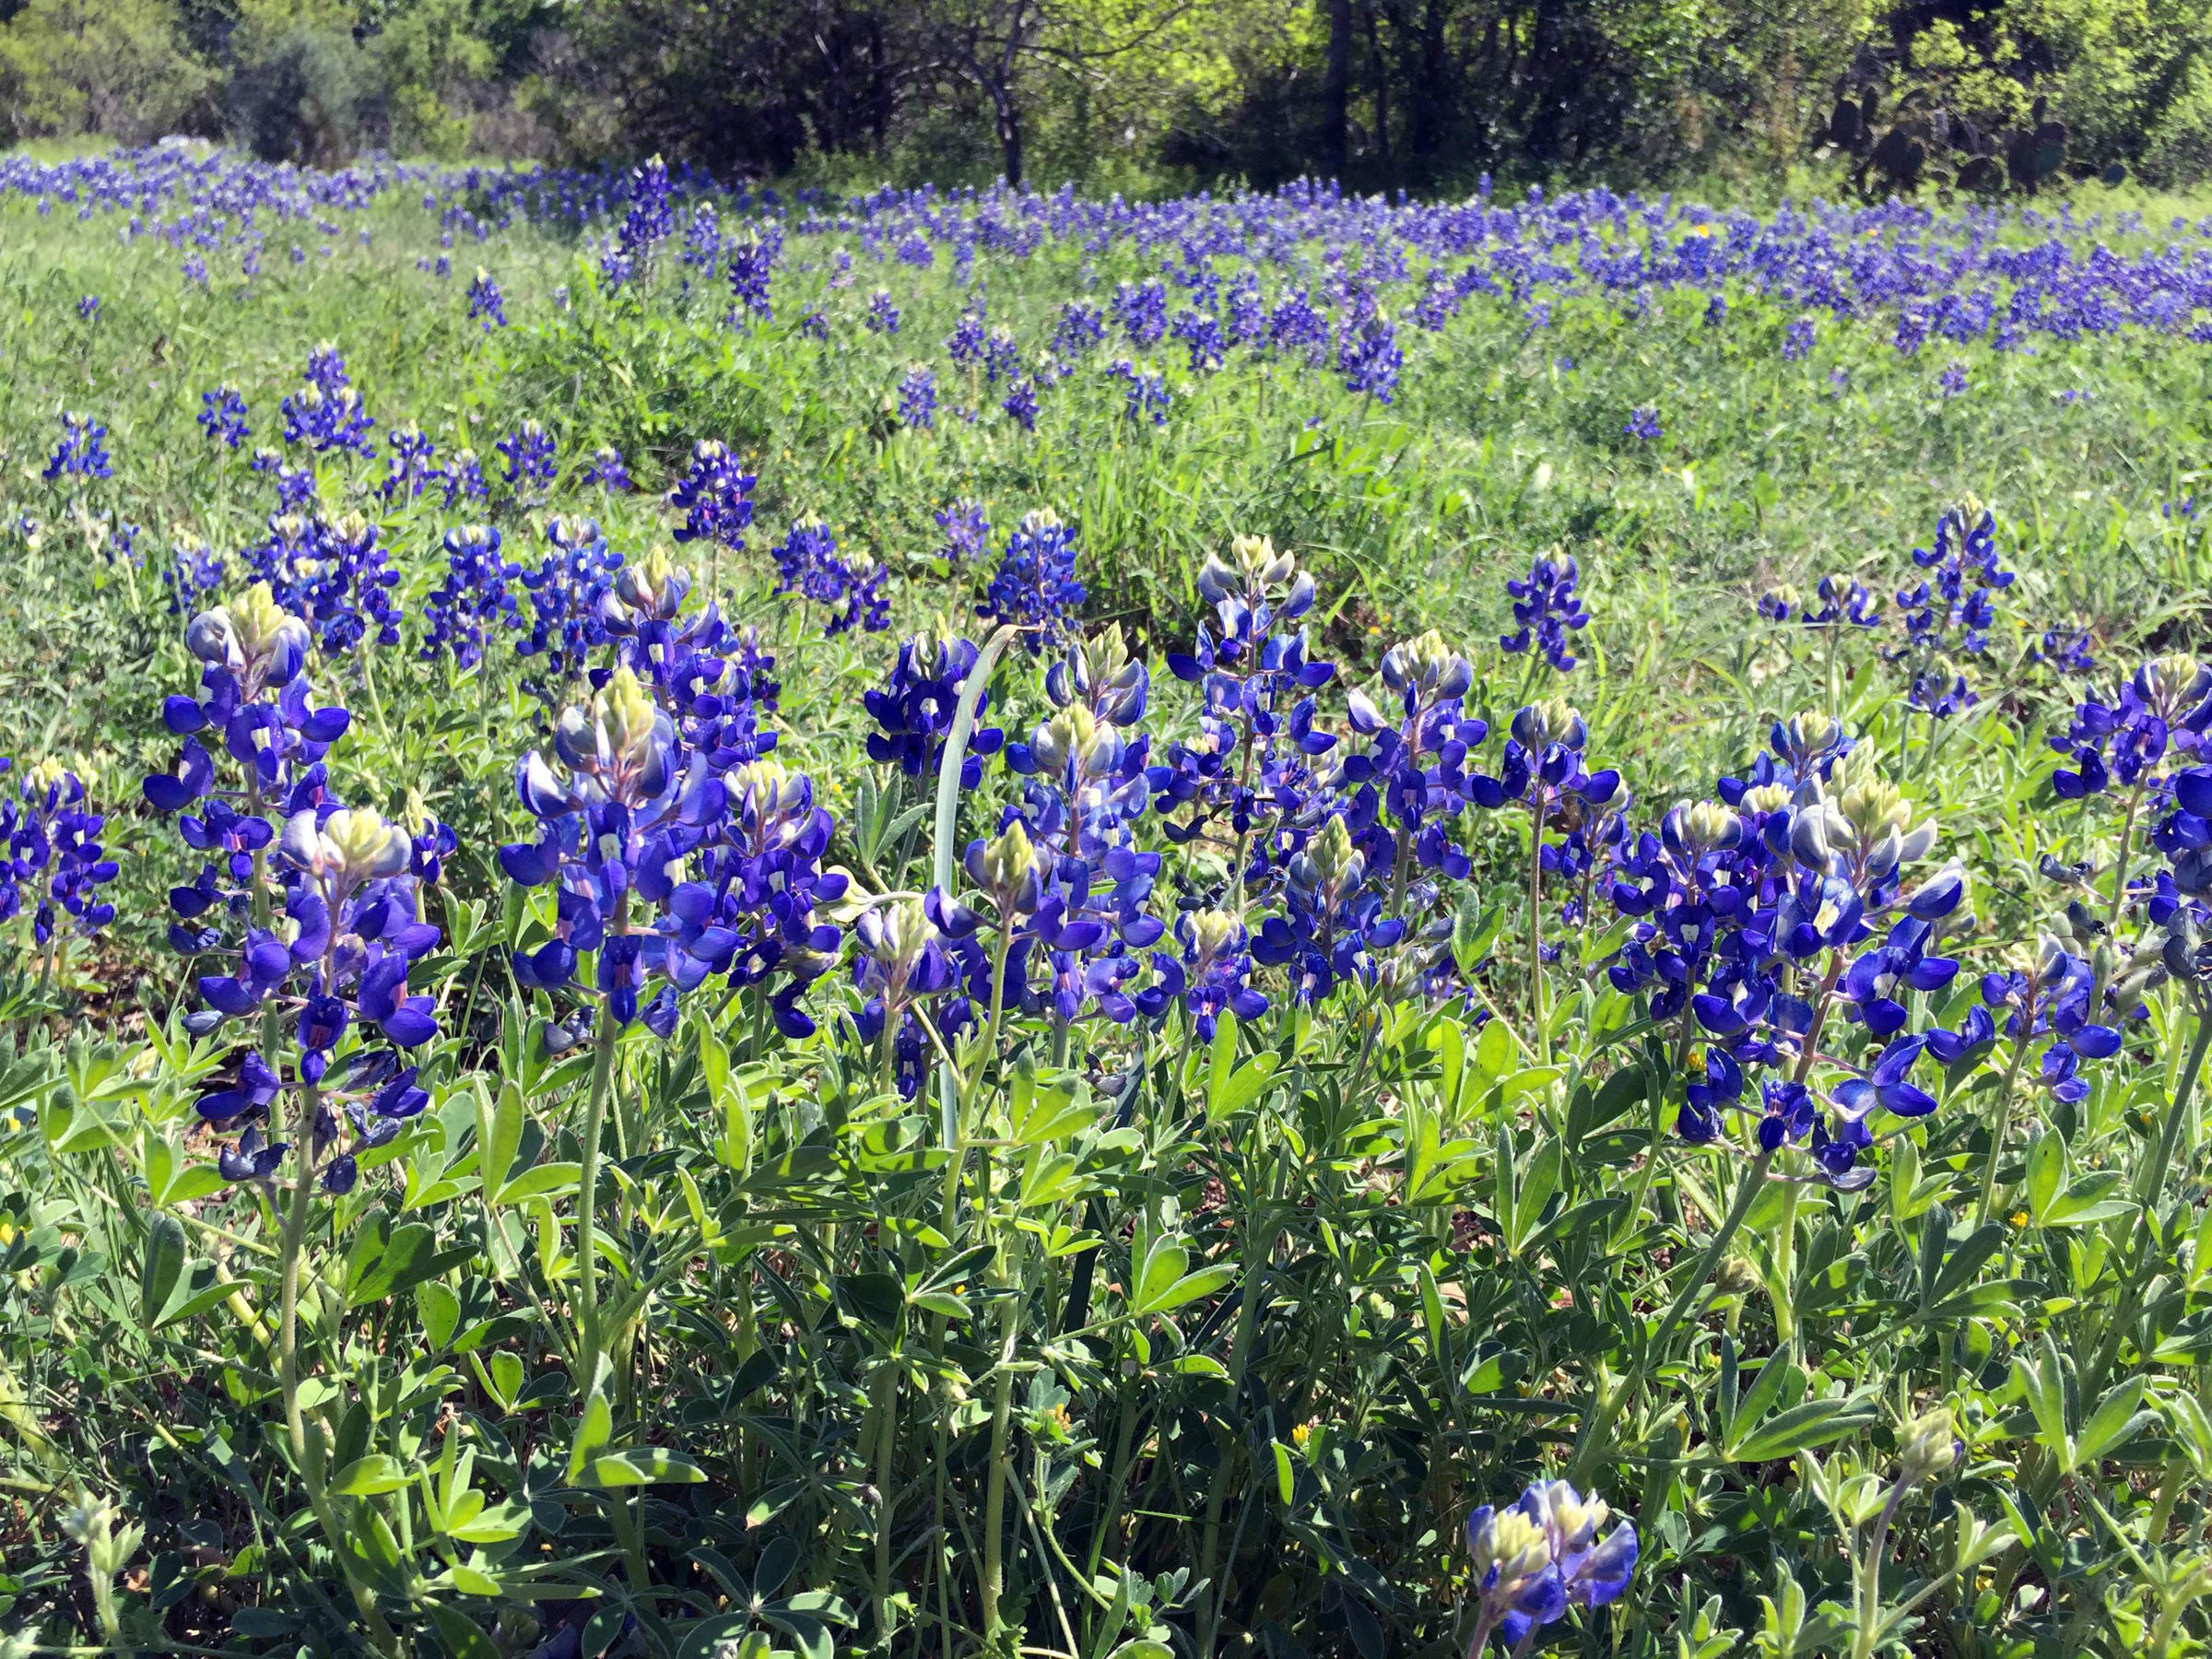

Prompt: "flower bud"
[283,806,410,887]
[1380,628,1473,700]
[1467,1505,1552,1587]
[594,667,658,764]
[1898,1407,1959,1484]
[1672,799,1742,854]
[1190,908,1241,966]
[1512,697,1583,751]
[974,819,1041,905]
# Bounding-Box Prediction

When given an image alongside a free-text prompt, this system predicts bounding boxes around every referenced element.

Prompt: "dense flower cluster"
[198,386,250,449]
[45,412,112,481]
[144,583,443,1192]
[978,509,1085,650]
[1,759,119,947]
[770,519,889,636]
[1501,554,1590,671]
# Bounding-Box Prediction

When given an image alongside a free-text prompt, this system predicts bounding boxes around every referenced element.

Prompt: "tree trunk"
[1324,0,1352,182]
[1366,0,1391,172]
[993,82,1025,184]
[1411,0,1447,170]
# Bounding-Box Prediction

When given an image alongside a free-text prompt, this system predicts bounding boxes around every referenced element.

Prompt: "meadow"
[1,143,2212,1659]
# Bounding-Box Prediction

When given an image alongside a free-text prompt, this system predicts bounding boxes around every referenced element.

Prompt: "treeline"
[0,0,2207,192]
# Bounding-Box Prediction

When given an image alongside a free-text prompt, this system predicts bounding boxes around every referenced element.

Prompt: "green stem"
[979,1237,1023,1641]
[1571,1147,1772,1486]
[1971,1015,2036,1231]
[575,1017,618,1371]
[871,1354,901,1644]
[2085,1003,2212,1395]
[1526,794,1548,1059]
[276,1084,400,1655]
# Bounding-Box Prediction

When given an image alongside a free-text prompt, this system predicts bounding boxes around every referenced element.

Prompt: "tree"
[0,0,213,141]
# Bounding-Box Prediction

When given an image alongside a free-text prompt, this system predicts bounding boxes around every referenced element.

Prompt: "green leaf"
[139,1214,185,1331]
[1728,1398,1878,1465]
[579,1446,709,1487]
[332,1453,413,1496]
[497,1161,583,1205]
[424,1604,500,1659]
[347,1220,475,1308]
[567,1392,614,1484]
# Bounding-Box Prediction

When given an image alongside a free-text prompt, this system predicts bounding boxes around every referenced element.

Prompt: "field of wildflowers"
[4,143,2212,1659]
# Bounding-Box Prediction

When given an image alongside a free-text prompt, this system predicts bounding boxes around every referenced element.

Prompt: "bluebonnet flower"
[147,587,444,1189]
[946,307,987,368]
[2033,627,2096,676]
[379,424,438,502]
[1224,274,1265,345]
[1053,300,1105,356]
[1154,536,1336,887]
[1002,378,1039,431]
[865,631,1006,787]
[797,306,830,342]
[498,420,558,492]
[466,267,507,328]
[164,532,226,616]
[76,295,98,321]
[2050,653,2212,799]
[1250,813,1403,1004]
[199,386,250,449]
[935,500,989,565]
[503,671,842,1040]
[1463,1481,1637,1653]
[585,445,633,492]
[983,326,1021,385]
[667,440,756,550]
[1928,935,2122,1106]
[1892,508,2014,718]
[1107,359,1171,425]
[1783,316,1815,359]
[1170,307,1226,373]
[1,759,119,947]
[1340,629,1488,887]
[438,449,489,506]
[255,512,403,654]
[771,518,890,636]
[979,509,1084,651]
[1112,279,1168,347]
[1937,359,1967,397]
[1704,293,1727,327]
[1467,699,1624,819]
[899,366,938,429]
[679,202,721,273]
[865,288,900,334]
[1623,406,1661,441]
[279,382,375,458]
[1501,554,1591,671]
[850,899,959,1098]
[45,412,112,481]
[517,515,623,689]
[1135,909,1266,1040]
[422,524,519,670]
[1336,311,1401,402]
[617,155,673,274]
[1763,573,1885,630]
[728,232,778,319]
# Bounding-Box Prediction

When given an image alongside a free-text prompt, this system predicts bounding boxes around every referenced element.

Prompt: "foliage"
[3,149,2212,1659]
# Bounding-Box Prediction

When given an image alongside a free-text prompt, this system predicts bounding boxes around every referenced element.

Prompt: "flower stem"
[1972,1014,2036,1231]
[276,1083,400,1655]
[1526,794,1548,1061]
[1570,1146,1772,1486]
[575,1017,618,1371]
